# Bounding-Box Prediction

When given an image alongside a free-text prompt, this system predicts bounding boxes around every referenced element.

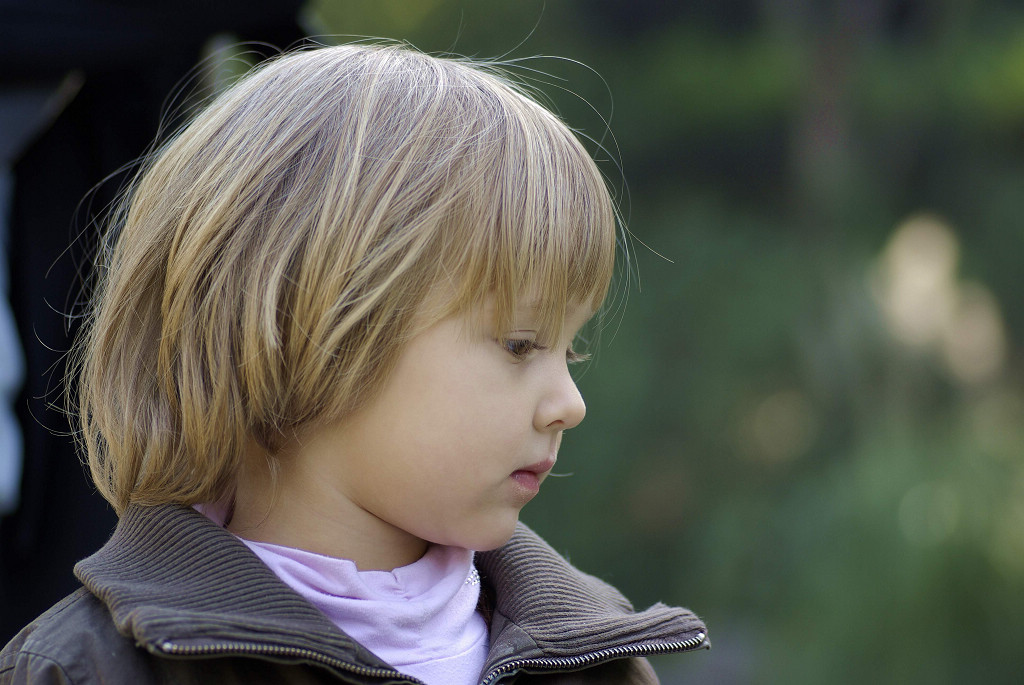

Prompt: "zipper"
[151,639,426,684]
[479,631,708,685]
[153,630,706,684]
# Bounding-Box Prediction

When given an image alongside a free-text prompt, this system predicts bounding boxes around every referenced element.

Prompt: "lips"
[509,455,556,499]
[516,455,556,477]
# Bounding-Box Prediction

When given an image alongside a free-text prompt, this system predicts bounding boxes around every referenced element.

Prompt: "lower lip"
[510,470,541,498]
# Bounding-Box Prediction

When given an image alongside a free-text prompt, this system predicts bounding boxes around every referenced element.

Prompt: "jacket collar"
[76,504,392,674]
[76,504,706,679]
[475,521,706,674]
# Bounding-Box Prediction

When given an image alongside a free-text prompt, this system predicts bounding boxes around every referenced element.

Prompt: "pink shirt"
[240,538,489,685]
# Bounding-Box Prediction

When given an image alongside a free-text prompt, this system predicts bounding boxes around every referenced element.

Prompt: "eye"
[500,337,546,360]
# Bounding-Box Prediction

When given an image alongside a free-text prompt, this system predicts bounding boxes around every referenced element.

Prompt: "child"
[0,43,707,683]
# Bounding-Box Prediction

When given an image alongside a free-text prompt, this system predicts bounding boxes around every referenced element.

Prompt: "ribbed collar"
[76,504,392,675]
[474,521,707,677]
[75,504,707,680]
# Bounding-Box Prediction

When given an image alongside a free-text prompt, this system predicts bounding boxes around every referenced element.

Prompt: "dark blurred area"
[0,0,304,642]
[3,1,1024,683]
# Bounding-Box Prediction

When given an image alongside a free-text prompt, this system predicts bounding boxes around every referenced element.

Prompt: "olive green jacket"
[1,504,707,683]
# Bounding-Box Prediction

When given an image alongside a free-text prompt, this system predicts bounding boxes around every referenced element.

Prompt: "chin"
[448,516,520,552]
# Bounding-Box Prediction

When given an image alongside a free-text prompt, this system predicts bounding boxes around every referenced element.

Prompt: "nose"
[535,361,587,432]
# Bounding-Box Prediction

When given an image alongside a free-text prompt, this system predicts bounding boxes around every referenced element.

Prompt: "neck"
[227,442,429,571]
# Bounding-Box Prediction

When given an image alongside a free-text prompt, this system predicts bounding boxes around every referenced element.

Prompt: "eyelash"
[500,339,591,364]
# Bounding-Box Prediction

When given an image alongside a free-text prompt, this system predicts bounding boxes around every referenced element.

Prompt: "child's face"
[293,297,591,556]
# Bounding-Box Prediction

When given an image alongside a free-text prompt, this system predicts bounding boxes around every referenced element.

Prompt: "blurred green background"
[281,1,1023,682]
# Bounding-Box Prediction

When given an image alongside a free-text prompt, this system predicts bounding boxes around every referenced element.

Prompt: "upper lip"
[516,455,556,475]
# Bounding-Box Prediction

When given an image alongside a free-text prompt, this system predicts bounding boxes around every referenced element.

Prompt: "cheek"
[412,351,508,410]
[417,377,514,440]
[415,376,531,458]
[388,340,535,442]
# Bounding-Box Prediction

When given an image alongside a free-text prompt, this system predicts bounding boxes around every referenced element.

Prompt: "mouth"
[509,456,557,498]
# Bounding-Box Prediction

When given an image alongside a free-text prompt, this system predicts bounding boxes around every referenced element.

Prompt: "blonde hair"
[76,43,618,515]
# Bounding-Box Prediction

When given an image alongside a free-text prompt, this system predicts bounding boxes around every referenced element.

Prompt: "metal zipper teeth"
[479,631,708,685]
[153,640,425,684]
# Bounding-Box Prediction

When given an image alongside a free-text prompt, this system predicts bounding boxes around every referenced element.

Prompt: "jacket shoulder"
[1,587,149,684]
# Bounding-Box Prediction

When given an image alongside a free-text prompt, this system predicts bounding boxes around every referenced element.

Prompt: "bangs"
[440,78,618,342]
